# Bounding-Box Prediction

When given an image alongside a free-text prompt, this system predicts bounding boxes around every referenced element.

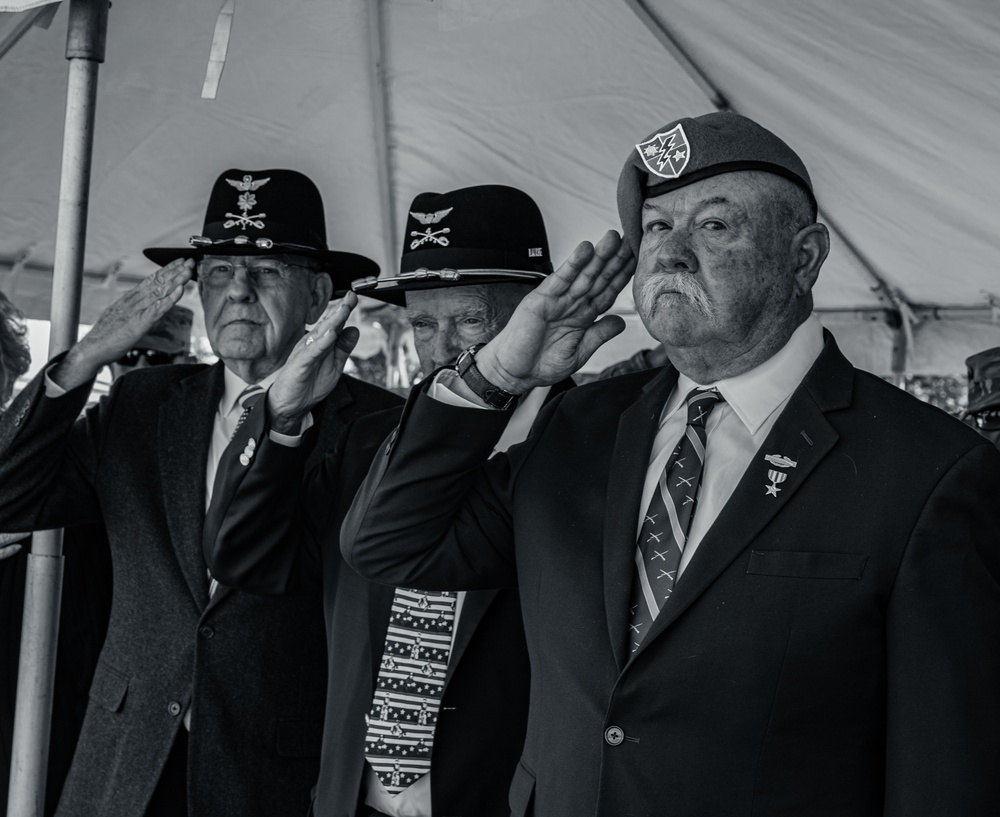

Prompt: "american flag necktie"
[627,388,723,653]
[364,589,457,794]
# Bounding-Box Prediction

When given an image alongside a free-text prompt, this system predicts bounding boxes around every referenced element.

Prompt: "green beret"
[616,111,816,255]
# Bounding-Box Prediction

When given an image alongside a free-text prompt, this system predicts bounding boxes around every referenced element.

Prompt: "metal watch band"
[455,345,520,411]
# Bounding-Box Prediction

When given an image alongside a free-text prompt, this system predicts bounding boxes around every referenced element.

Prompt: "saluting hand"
[53,258,195,391]
[267,292,360,434]
[474,231,635,394]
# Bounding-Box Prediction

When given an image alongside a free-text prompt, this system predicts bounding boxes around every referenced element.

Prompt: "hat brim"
[142,245,379,286]
[353,269,547,306]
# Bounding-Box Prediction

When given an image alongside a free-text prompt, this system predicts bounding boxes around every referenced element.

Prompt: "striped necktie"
[364,589,458,794]
[627,388,723,653]
[231,385,265,440]
[207,384,265,599]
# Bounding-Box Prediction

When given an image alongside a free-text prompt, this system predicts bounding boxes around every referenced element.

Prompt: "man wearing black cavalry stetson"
[0,169,399,817]
[341,112,1000,815]
[203,184,568,817]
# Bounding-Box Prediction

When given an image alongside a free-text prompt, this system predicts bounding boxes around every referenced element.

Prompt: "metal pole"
[7,2,108,815]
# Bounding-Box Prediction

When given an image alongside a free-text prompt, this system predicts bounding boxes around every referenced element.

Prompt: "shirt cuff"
[43,363,69,398]
[428,369,492,409]
[267,412,315,447]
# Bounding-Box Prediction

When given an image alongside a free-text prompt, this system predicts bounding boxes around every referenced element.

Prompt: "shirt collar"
[667,314,825,436]
[220,364,281,418]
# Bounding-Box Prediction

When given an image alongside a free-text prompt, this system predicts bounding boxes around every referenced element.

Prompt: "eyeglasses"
[116,348,176,367]
[198,260,312,289]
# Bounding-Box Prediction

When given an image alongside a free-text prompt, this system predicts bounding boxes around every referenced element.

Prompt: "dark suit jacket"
[204,379,573,817]
[342,337,1000,817]
[0,360,398,817]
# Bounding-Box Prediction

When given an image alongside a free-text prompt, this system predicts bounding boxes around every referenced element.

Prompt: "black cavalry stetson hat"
[143,168,379,285]
[353,184,552,306]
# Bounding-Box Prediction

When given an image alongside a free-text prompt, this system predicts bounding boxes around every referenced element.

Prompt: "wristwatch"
[455,344,520,411]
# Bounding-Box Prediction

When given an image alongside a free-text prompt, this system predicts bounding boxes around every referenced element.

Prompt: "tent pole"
[365,0,396,275]
[364,0,402,389]
[6,2,108,816]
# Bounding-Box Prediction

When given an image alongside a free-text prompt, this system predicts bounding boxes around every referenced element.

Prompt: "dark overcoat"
[0,360,398,817]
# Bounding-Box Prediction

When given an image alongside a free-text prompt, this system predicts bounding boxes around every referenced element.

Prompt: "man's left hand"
[268,293,360,434]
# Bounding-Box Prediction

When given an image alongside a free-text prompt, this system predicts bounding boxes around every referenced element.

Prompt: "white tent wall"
[1,0,998,376]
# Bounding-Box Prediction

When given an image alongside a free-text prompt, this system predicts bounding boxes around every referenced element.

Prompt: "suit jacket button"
[604,725,624,746]
[199,625,215,639]
[167,701,182,717]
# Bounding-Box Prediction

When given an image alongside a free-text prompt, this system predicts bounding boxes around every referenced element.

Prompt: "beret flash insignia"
[636,123,690,180]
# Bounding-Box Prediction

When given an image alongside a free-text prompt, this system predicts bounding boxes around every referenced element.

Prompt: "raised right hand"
[473,230,635,394]
[53,258,194,390]
[267,292,361,434]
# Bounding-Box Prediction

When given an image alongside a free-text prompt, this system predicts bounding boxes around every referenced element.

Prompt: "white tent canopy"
[1,0,998,374]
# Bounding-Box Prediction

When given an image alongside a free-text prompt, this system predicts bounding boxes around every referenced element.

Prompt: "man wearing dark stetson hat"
[340,112,1000,816]
[962,346,1000,450]
[202,185,567,817]
[0,169,399,817]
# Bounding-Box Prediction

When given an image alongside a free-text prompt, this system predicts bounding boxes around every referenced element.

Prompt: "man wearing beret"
[204,185,568,817]
[339,112,1000,816]
[0,170,399,817]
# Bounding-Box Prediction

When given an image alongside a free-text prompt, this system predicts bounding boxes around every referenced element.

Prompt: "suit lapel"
[603,368,678,671]
[207,375,357,612]
[159,364,223,610]
[632,337,854,659]
[306,377,355,471]
[368,581,395,683]
[443,589,498,687]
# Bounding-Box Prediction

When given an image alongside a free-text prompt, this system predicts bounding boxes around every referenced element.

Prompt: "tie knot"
[684,388,723,428]
[238,385,265,412]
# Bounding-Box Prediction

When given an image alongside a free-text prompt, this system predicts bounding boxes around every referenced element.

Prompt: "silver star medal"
[763,453,797,497]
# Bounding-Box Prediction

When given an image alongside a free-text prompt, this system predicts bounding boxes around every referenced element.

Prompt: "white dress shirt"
[637,315,824,579]
[426,315,824,583]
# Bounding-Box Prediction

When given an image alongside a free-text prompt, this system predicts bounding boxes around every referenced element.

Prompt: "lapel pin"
[763,454,796,497]
[764,453,797,468]
[765,469,787,497]
[239,453,251,467]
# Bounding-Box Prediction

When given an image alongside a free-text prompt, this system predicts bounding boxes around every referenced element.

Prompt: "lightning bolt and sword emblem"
[635,123,691,180]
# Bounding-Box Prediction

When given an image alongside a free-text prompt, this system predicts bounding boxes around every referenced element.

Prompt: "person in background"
[1,290,33,808]
[204,185,566,817]
[341,112,1000,816]
[595,343,668,380]
[0,169,399,817]
[109,304,195,379]
[0,291,30,411]
[962,346,1000,450]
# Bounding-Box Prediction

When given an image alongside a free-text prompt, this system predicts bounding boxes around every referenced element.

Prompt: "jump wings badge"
[636,124,690,180]
[409,207,453,250]
[224,174,269,230]
[410,208,452,225]
[763,453,797,497]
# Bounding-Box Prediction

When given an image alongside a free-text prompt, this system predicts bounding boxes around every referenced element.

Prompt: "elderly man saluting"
[0,170,399,817]
[204,185,569,817]
[340,113,1000,816]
